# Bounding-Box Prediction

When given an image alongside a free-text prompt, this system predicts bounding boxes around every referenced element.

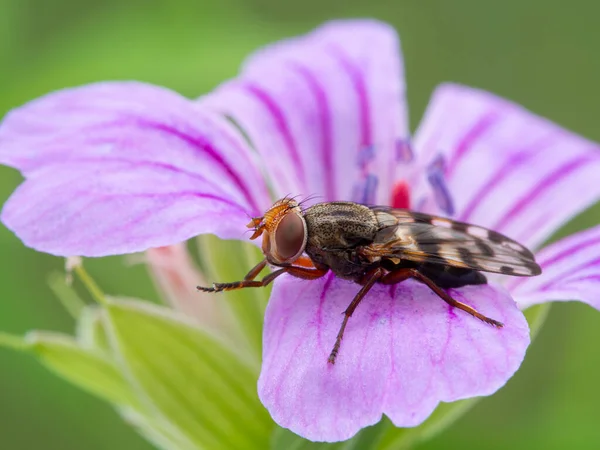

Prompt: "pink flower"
[2,20,600,442]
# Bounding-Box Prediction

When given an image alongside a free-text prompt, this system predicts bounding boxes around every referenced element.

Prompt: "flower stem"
[47,272,87,319]
[74,265,107,306]
[0,332,27,351]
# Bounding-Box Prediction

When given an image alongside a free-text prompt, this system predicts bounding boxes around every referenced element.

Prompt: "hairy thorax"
[303,202,380,280]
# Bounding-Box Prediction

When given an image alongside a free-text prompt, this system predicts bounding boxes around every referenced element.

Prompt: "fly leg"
[197,257,328,293]
[328,267,386,365]
[380,268,503,327]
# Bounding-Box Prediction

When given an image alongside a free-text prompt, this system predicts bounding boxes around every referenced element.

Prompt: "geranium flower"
[2,19,600,443]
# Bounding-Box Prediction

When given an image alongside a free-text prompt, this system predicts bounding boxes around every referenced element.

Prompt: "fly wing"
[367,207,541,276]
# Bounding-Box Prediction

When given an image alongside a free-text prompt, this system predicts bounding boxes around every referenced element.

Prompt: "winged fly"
[198,197,542,364]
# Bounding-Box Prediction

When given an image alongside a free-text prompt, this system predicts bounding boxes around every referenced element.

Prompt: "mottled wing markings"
[368,207,541,276]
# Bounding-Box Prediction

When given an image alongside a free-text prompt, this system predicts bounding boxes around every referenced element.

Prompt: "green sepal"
[270,400,477,450]
[103,297,274,450]
[76,305,111,352]
[119,407,200,450]
[24,331,141,409]
[196,234,269,358]
[271,421,390,450]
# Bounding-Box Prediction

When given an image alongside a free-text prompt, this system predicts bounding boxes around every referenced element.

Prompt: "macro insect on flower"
[2,19,600,445]
[199,197,541,363]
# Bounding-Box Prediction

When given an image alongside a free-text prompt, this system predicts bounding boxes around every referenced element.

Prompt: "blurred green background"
[1,0,599,448]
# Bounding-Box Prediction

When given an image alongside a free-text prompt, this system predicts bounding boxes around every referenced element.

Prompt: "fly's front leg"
[197,257,328,293]
[243,259,268,280]
[197,259,275,292]
[328,267,385,365]
[284,256,329,280]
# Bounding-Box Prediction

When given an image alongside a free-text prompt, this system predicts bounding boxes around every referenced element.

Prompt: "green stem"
[0,331,28,351]
[74,265,107,306]
[47,272,87,319]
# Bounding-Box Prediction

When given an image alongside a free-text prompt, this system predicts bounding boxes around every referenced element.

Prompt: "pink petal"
[414,83,600,249]
[0,82,271,256]
[201,20,408,204]
[259,274,529,442]
[507,225,600,310]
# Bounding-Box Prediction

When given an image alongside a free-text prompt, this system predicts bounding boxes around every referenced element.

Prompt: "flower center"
[391,180,411,209]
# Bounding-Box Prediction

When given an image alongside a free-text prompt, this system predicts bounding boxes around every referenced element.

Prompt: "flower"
[2,19,600,443]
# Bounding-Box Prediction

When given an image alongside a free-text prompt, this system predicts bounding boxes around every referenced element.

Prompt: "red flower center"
[391,180,411,209]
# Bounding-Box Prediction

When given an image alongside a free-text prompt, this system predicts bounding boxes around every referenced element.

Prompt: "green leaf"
[25,331,141,409]
[523,302,552,338]
[0,331,27,351]
[104,297,274,450]
[271,422,390,450]
[119,407,199,450]
[196,235,269,358]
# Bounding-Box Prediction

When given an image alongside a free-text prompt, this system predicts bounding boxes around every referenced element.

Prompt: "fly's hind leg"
[380,268,503,328]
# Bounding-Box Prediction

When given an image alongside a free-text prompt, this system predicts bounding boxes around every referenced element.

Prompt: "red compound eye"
[391,180,411,209]
[274,212,307,262]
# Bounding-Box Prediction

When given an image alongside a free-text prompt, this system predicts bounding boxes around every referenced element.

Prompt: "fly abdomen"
[380,259,487,288]
[418,263,488,288]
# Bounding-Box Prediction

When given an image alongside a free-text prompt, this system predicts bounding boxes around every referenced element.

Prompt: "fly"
[198,197,542,364]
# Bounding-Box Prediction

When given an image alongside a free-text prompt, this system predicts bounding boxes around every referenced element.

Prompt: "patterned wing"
[367,207,541,276]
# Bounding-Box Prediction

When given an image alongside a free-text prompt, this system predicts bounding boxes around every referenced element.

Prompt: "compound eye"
[274,212,307,262]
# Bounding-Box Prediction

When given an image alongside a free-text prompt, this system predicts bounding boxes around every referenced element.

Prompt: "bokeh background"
[1,0,600,448]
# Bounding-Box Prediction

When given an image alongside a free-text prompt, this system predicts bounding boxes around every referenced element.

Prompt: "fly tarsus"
[197,276,278,293]
[196,281,262,293]
[197,268,288,293]
[197,262,328,294]
[479,316,504,328]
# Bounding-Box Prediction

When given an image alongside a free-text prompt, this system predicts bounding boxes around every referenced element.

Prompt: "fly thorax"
[303,202,379,250]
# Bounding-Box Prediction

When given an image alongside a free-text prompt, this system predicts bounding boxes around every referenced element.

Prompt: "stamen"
[396,139,414,163]
[353,145,378,204]
[427,155,455,216]
[356,145,376,167]
[352,174,379,205]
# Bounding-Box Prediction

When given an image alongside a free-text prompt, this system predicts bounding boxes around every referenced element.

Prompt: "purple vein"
[327,45,371,148]
[539,234,600,269]
[36,191,244,246]
[493,155,594,231]
[240,82,306,187]
[538,257,600,291]
[550,274,600,286]
[457,135,555,222]
[46,156,241,202]
[291,63,335,200]
[85,116,261,211]
[316,272,335,354]
[445,112,500,178]
[144,120,261,213]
